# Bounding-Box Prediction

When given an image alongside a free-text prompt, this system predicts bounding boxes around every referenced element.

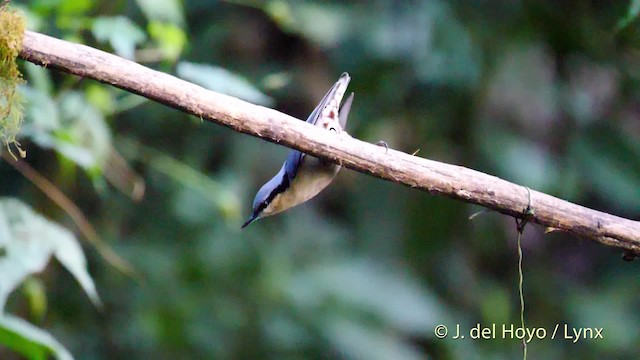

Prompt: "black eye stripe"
[258,176,290,213]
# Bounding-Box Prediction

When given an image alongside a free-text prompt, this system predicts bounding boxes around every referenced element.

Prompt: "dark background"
[3,0,640,359]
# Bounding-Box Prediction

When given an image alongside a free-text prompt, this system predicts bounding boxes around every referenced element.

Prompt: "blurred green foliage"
[0,198,99,360]
[2,0,640,359]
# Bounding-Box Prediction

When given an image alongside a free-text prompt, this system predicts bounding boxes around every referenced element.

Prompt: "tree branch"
[17,30,640,255]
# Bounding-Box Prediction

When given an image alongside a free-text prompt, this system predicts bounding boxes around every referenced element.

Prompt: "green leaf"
[92,16,146,60]
[116,137,241,223]
[567,283,640,351]
[21,88,112,172]
[135,0,184,25]
[58,91,112,171]
[570,128,640,212]
[22,277,47,322]
[19,85,60,134]
[176,62,273,106]
[263,1,349,47]
[0,315,73,360]
[85,84,115,114]
[617,0,640,30]
[58,0,94,15]
[23,62,53,93]
[53,238,101,307]
[321,317,423,360]
[148,21,187,61]
[0,197,101,310]
[286,259,442,335]
[479,129,559,191]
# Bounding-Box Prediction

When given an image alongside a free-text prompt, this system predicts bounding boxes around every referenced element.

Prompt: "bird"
[242,72,354,229]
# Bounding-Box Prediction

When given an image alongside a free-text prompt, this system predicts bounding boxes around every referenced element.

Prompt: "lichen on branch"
[0,2,26,159]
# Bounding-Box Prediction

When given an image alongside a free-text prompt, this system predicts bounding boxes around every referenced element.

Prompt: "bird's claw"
[376,140,389,154]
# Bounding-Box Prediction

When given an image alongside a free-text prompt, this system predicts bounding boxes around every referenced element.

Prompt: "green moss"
[0,2,27,159]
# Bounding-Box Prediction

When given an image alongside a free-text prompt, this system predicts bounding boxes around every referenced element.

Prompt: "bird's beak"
[241,213,258,229]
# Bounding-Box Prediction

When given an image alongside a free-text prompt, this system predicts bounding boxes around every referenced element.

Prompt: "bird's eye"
[329,126,338,133]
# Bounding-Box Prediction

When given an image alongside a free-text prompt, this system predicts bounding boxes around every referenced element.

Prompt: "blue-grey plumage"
[242,73,354,228]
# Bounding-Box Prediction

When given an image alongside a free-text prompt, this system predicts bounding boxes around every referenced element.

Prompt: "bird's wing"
[339,92,354,129]
[284,148,304,181]
[305,72,351,126]
[284,73,352,180]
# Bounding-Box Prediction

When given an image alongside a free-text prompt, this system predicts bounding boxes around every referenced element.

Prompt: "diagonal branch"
[17,30,640,255]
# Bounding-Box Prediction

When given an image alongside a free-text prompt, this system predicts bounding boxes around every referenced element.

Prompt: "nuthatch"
[242,72,354,228]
